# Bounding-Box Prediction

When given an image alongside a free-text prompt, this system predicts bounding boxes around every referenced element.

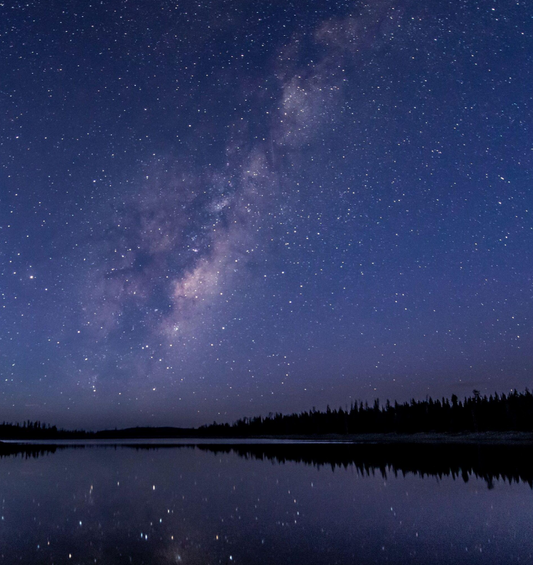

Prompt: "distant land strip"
[2,388,533,441]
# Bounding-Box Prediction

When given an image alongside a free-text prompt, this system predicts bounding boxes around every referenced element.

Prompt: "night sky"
[1,0,532,429]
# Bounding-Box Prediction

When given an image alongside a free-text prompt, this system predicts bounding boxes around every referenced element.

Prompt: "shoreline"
[3,431,533,446]
[225,431,533,445]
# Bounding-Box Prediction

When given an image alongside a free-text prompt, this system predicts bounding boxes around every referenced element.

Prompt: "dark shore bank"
[3,430,533,446]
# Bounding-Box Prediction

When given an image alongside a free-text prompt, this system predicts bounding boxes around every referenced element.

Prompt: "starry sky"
[1,0,532,429]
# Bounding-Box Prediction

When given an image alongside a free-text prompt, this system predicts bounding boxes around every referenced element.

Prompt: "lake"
[0,441,532,564]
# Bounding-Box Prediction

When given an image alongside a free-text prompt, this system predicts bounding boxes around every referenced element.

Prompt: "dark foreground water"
[0,442,532,564]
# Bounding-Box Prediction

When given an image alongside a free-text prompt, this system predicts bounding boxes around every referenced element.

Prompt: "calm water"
[0,442,532,564]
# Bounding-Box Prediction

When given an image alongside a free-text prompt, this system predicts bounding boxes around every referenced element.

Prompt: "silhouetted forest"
[0,422,193,440]
[1,388,533,439]
[201,388,533,436]
[0,420,90,440]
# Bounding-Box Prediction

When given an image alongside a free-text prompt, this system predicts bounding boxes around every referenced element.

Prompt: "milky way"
[1,0,532,428]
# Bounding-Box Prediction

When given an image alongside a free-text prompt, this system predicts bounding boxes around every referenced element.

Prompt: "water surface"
[0,443,532,564]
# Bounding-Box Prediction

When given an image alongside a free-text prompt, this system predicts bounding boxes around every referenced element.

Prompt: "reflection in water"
[0,442,532,564]
[196,442,533,489]
[0,443,62,459]
[3,441,533,488]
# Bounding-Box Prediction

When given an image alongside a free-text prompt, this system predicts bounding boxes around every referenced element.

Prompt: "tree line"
[1,388,533,439]
[200,388,533,436]
[0,420,91,440]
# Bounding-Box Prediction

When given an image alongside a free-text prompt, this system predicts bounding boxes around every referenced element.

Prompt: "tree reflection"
[195,442,533,489]
[2,441,533,489]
